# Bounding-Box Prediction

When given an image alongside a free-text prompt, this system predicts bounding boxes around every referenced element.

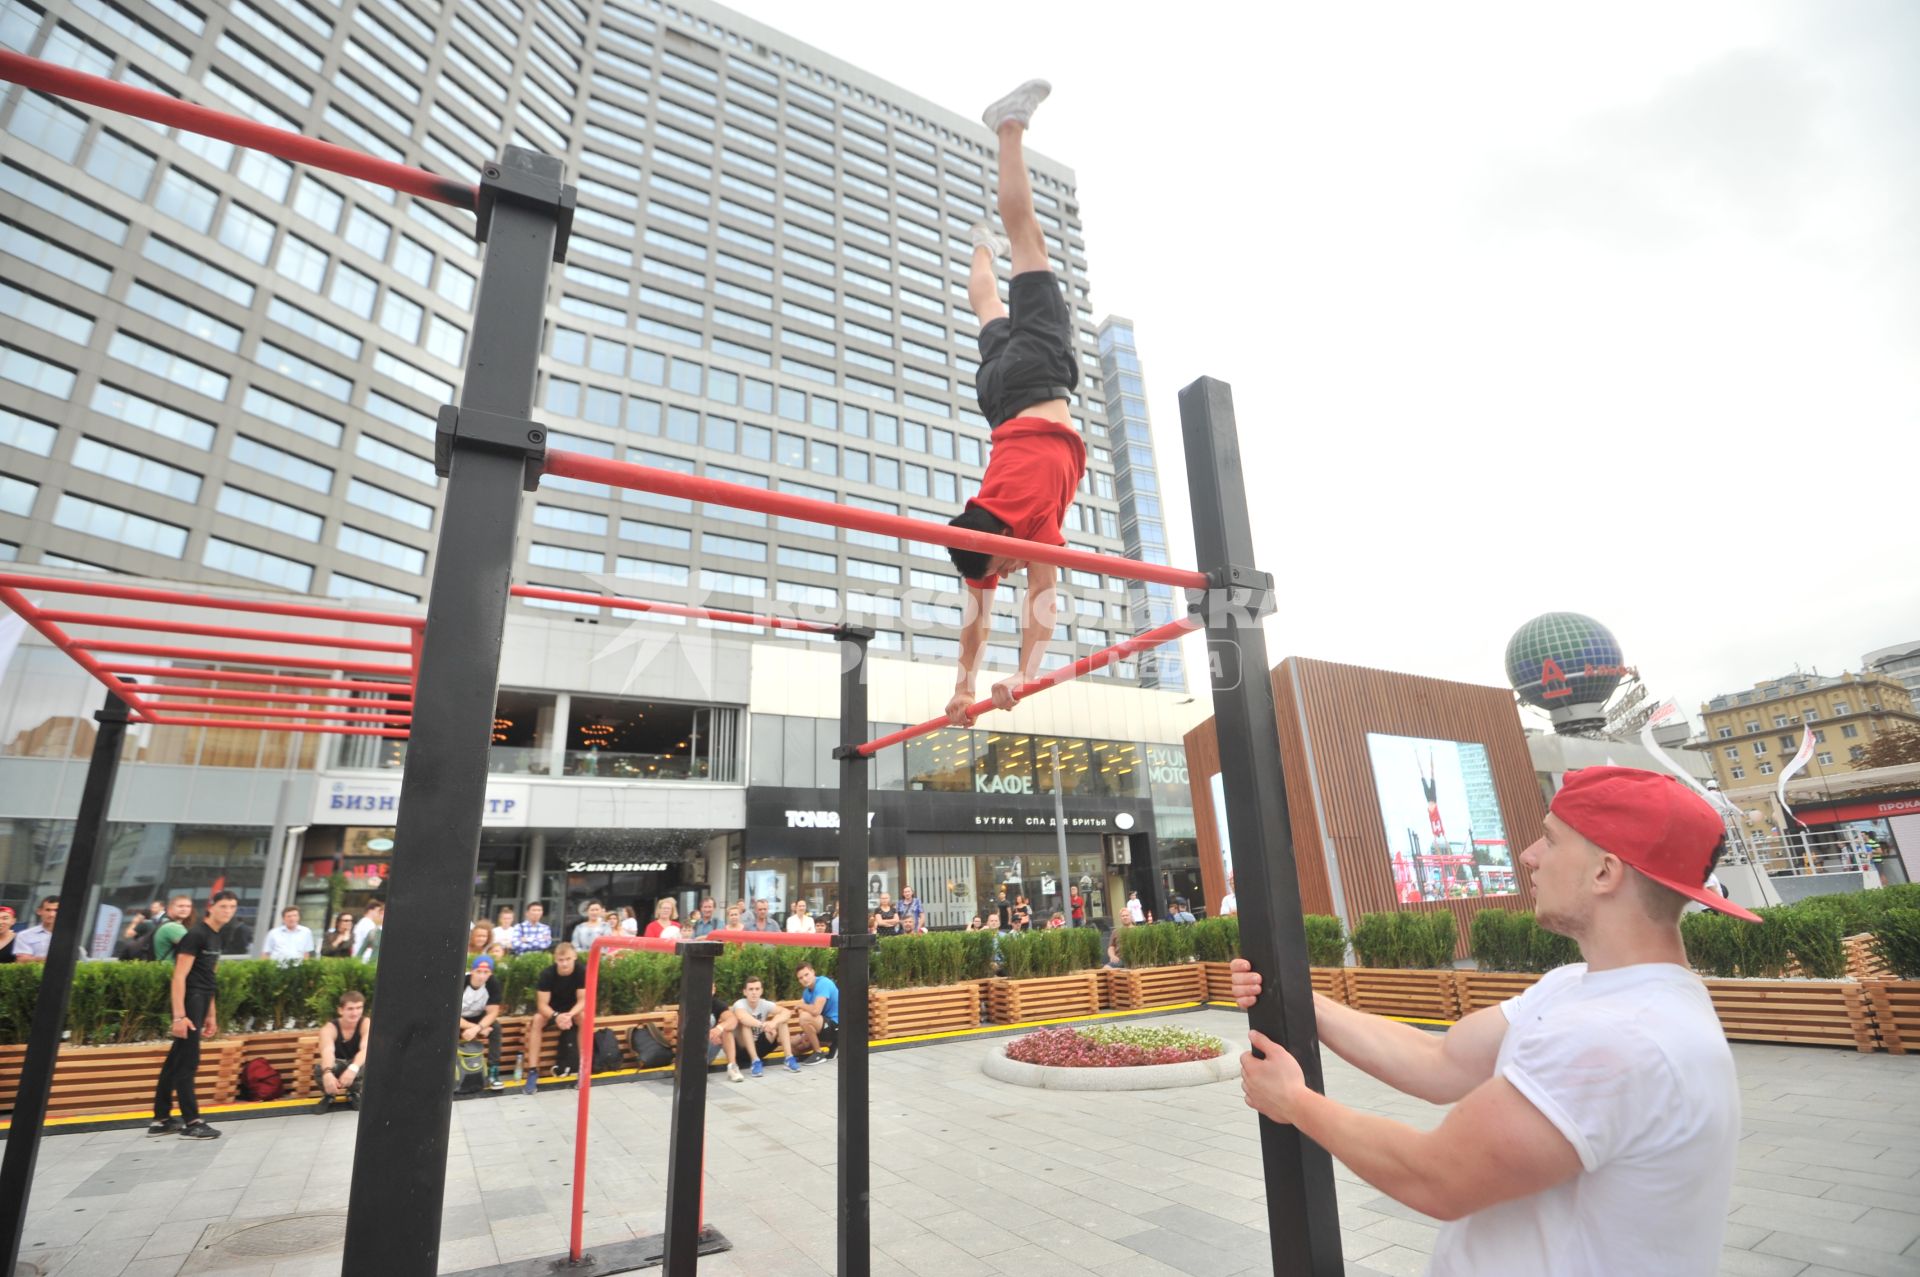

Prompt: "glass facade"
[1095,318,1184,690]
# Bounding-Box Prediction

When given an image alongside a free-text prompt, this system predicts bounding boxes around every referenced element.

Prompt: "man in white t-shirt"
[1219,873,1237,916]
[1231,766,1759,1276]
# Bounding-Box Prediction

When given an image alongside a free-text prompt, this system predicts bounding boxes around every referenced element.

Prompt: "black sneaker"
[487,1070,505,1091]
[147,1118,181,1136]
[346,1093,360,1111]
[314,1096,335,1115]
[797,1052,824,1066]
[178,1120,220,1140]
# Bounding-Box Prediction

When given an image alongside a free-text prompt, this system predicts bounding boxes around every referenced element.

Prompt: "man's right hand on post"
[945,691,975,727]
[1229,957,1262,1010]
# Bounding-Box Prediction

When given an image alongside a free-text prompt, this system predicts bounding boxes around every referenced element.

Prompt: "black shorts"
[748,1030,781,1058]
[975,270,1079,427]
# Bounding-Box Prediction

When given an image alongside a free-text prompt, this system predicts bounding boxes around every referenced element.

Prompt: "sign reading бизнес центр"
[312,777,531,826]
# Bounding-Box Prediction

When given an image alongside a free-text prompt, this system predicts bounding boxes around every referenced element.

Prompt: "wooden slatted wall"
[1188,657,1547,944]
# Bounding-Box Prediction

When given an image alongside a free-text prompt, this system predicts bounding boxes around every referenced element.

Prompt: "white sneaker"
[727,1063,743,1083]
[981,79,1051,132]
[970,221,1010,259]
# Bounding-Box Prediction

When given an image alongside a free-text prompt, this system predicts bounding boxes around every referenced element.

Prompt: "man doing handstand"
[944,79,1085,728]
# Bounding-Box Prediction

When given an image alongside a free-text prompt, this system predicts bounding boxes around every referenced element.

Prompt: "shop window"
[491,688,557,774]
[565,695,740,781]
[906,727,974,792]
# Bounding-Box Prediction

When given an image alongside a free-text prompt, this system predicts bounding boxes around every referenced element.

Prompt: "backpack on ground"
[240,1057,286,1101]
[591,1027,623,1074]
[629,1024,673,1069]
[454,1041,487,1095]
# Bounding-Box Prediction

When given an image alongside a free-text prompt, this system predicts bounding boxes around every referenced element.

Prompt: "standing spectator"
[322,912,357,958]
[1170,898,1197,924]
[741,899,781,933]
[785,899,814,934]
[1125,891,1145,924]
[14,895,61,964]
[792,962,838,1063]
[352,898,385,963]
[458,954,506,1090]
[724,902,745,931]
[618,905,640,936]
[490,905,516,950]
[872,893,904,938]
[528,942,587,1080]
[568,902,614,952]
[113,916,150,961]
[150,890,237,1139]
[221,912,254,956]
[690,897,721,938]
[899,885,926,934]
[727,975,798,1079]
[641,897,681,941]
[966,913,988,932]
[0,905,17,962]
[1012,895,1033,932]
[263,907,315,963]
[151,895,194,964]
[509,901,553,955]
[1070,886,1086,925]
[1220,873,1238,916]
[313,989,369,1113]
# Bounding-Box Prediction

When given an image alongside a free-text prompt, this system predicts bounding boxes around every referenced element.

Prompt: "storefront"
[744,786,1159,929]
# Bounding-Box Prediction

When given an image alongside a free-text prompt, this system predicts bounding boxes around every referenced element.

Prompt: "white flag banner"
[1639,699,1711,797]
[1776,725,1818,828]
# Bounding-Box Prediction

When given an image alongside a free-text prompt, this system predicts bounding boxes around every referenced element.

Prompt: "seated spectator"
[741,899,782,933]
[529,942,587,1079]
[466,922,493,964]
[1170,897,1197,924]
[966,913,987,932]
[793,962,838,1063]
[1106,933,1126,969]
[459,955,505,1090]
[572,899,615,951]
[725,975,798,1080]
[313,989,369,1113]
[705,996,738,1070]
[1045,912,1065,929]
[642,897,682,940]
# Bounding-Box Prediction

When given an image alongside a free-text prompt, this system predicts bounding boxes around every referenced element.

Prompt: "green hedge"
[1469,910,1580,973]
[1792,881,1920,937]
[997,927,1102,980]
[0,945,845,1046]
[1681,896,1852,980]
[1878,909,1920,978]
[1350,911,1458,969]
[1304,915,1348,968]
[1114,922,1194,969]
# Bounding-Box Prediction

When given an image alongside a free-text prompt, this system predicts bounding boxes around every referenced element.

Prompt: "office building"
[1094,315,1184,690]
[0,0,1205,934]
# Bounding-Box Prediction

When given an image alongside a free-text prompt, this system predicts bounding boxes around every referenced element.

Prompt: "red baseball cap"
[1549,766,1761,923]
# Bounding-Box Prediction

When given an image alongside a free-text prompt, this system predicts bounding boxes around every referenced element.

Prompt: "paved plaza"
[12,1008,1920,1276]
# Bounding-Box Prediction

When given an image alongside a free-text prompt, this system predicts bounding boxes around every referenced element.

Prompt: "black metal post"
[1178,377,1343,1276]
[662,939,720,1277]
[0,691,131,1273]
[830,626,874,1277]
[342,148,573,1277]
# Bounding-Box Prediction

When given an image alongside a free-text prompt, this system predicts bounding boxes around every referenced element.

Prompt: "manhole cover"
[183,1212,346,1272]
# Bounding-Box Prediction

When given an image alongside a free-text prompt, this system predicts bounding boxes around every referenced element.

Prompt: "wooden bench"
[239,1031,319,1099]
[0,1039,241,1117]
[1704,979,1875,1052]
[1110,964,1208,1010]
[1845,934,1893,982]
[1864,980,1920,1054]
[986,972,1100,1024]
[1454,971,1542,1015]
[1342,968,1461,1021]
[871,982,982,1039]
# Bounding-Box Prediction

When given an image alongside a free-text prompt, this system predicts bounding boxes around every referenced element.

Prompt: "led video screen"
[1365,733,1517,901]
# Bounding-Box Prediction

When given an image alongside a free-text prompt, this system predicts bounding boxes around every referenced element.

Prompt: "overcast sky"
[726,1,1919,726]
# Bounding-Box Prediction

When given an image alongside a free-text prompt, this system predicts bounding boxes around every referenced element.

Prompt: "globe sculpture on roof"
[1505,613,1630,735]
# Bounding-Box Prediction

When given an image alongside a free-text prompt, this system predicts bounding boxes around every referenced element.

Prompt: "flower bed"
[1006,1025,1225,1068]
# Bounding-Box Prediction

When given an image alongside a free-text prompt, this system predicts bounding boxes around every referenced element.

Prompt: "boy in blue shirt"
[794,961,839,1063]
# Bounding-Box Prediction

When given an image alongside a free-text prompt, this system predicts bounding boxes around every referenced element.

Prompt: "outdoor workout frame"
[0,49,1344,1277]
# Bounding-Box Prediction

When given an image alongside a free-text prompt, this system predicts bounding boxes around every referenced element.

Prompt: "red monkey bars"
[0,51,475,208]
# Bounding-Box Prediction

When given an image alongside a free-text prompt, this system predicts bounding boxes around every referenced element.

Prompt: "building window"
[1772,715,1788,727]
[1716,727,1733,739]
[1833,702,1849,716]
[1803,709,1819,722]
[1743,723,1759,734]
[1729,766,1745,780]
[1841,725,1859,739]
[1752,742,1767,756]
[1779,735,1795,750]
[564,695,740,782]
[1849,746,1865,762]
[1757,762,1774,775]
[1723,746,1739,759]
[1817,752,1833,766]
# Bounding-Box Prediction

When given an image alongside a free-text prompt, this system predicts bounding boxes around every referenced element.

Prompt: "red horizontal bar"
[74,640,413,675]
[510,585,838,633]
[0,55,474,209]
[587,934,680,957]
[541,451,1210,591]
[132,685,403,710]
[0,586,158,719]
[99,664,414,694]
[856,615,1202,756]
[139,701,412,724]
[134,716,409,738]
[96,664,413,695]
[702,929,833,949]
[34,610,415,654]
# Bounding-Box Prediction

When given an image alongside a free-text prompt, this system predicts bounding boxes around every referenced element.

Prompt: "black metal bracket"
[1191,563,1276,624]
[830,743,866,761]
[831,931,876,950]
[832,623,877,643]
[434,405,547,491]
[475,152,576,262]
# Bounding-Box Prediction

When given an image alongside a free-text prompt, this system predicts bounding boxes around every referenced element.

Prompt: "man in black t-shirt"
[529,943,588,1080]
[459,954,505,1089]
[151,891,237,1139]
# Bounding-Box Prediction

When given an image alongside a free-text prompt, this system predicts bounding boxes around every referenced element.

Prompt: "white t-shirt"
[785,914,813,934]
[1219,892,1237,916]
[1125,897,1145,923]
[619,916,640,935]
[1428,963,1739,1277]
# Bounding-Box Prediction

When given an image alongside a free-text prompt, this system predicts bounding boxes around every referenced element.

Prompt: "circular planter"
[982,1042,1241,1091]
